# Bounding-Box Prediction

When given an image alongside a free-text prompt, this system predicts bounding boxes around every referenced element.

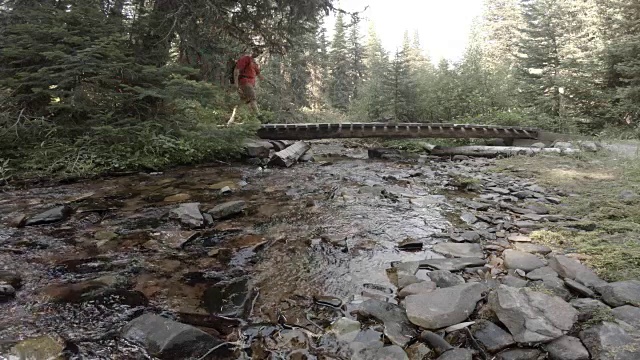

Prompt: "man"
[228,50,264,125]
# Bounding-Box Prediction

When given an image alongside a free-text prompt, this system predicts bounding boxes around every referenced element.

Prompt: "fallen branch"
[430,145,581,158]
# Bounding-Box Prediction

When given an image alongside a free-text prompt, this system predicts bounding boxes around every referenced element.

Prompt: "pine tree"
[347,19,366,101]
[359,23,392,120]
[328,13,352,111]
[611,0,640,124]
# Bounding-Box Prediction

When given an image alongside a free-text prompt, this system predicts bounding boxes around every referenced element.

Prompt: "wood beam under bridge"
[257,123,540,141]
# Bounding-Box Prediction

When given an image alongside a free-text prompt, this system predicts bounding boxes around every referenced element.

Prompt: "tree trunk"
[269,141,310,167]
[429,146,580,158]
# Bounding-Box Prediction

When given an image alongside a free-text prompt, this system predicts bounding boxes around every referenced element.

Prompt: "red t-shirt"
[236,55,260,86]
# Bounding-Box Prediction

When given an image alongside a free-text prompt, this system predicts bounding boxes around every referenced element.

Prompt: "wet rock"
[328,317,361,342]
[353,345,409,360]
[151,231,199,249]
[564,279,595,297]
[8,335,65,360]
[405,283,485,329]
[526,266,559,281]
[544,336,590,360]
[0,284,16,300]
[436,349,473,360]
[427,270,465,288]
[598,280,640,307]
[433,243,483,258]
[489,285,578,343]
[548,255,606,289]
[169,203,203,228]
[0,270,22,288]
[207,200,246,220]
[121,313,227,359]
[611,305,640,329]
[353,299,418,347]
[405,342,433,360]
[580,322,640,360]
[503,250,546,272]
[496,348,541,360]
[460,212,477,225]
[24,205,72,226]
[42,276,146,306]
[314,295,342,308]
[398,238,424,251]
[501,275,528,288]
[471,319,515,353]
[163,193,191,202]
[202,278,250,317]
[419,257,486,271]
[398,281,437,297]
[513,243,552,255]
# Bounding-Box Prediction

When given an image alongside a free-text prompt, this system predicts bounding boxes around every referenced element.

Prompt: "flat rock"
[580,322,640,360]
[397,273,423,289]
[24,205,72,226]
[513,243,552,255]
[329,317,361,342]
[488,285,578,343]
[405,283,485,329]
[611,305,640,329]
[503,250,546,272]
[570,298,611,321]
[508,234,532,242]
[353,345,409,360]
[163,193,191,202]
[471,319,515,353]
[548,255,606,289]
[419,258,486,271]
[459,231,481,242]
[353,299,417,347]
[433,243,483,258]
[398,281,437,297]
[525,203,549,215]
[489,187,511,195]
[598,280,640,307]
[564,279,595,297]
[496,348,541,360]
[169,203,203,228]
[121,313,226,359]
[437,349,473,360]
[427,270,465,288]
[531,276,572,300]
[202,278,250,317]
[526,266,559,281]
[544,335,590,360]
[207,200,246,220]
[501,275,528,288]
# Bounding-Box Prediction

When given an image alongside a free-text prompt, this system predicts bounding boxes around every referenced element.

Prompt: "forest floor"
[0,140,639,360]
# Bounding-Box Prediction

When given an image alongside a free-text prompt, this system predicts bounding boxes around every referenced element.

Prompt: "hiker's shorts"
[238,83,256,103]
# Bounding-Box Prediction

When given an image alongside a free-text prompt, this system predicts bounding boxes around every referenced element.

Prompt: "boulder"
[503,250,546,272]
[597,280,640,307]
[548,255,606,289]
[471,319,515,353]
[169,203,203,228]
[24,205,72,226]
[244,140,273,158]
[570,298,611,321]
[526,266,559,281]
[611,305,640,329]
[544,336,590,360]
[207,200,246,220]
[121,313,227,359]
[405,283,485,329]
[353,299,417,347]
[427,270,465,288]
[488,285,578,343]
[433,243,484,258]
[8,335,65,359]
[580,322,640,360]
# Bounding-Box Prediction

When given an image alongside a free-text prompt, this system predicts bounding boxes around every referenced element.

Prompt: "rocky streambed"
[1,140,639,360]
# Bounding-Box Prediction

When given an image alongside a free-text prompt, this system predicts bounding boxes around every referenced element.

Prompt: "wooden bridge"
[257,123,540,141]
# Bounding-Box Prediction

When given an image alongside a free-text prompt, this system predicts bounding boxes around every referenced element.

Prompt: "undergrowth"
[498,150,640,281]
